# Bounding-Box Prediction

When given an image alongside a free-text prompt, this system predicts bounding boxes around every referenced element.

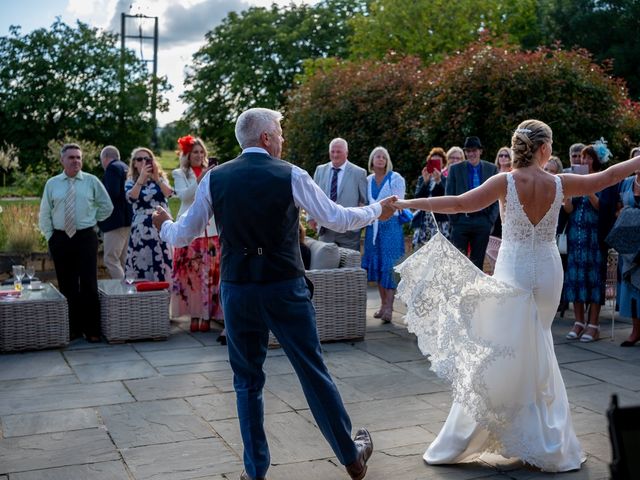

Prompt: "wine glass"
[12,265,25,291]
[25,265,36,289]
[124,274,136,294]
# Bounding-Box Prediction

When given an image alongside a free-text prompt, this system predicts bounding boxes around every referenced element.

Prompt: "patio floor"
[1,287,639,479]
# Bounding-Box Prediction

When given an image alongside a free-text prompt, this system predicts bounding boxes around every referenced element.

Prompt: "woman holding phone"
[124,147,174,282]
[412,147,448,249]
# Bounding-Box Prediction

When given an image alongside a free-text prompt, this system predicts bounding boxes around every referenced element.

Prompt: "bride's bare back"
[501,168,559,227]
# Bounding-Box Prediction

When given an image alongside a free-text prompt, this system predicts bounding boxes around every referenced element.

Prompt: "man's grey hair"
[569,143,585,155]
[100,145,120,161]
[329,137,348,152]
[60,143,81,156]
[235,108,282,148]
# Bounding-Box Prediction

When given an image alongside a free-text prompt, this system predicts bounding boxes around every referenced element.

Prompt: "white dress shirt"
[160,148,383,247]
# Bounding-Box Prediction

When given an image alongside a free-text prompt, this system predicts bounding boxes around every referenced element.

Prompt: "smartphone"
[426,157,442,174]
[208,157,218,167]
[572,164,589,175]
[145,158,153,167]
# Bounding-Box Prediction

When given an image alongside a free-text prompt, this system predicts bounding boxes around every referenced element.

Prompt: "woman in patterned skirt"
[171,136,224,339]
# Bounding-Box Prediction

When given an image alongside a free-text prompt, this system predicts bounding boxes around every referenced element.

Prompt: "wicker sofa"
[269,244,367,345]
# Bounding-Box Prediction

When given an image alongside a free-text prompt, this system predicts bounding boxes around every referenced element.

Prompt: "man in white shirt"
[153,108,394,480]
[309,138,368,251]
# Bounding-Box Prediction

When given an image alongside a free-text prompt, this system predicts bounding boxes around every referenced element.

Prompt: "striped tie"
[330,167,340,202]
[64,177,76,238]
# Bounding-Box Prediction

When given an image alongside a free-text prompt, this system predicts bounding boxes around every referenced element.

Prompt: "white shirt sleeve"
[292,166,381,232]
[160,172,214,247]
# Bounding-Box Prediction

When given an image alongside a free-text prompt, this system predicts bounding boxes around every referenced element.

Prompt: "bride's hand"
[393,199,409,210]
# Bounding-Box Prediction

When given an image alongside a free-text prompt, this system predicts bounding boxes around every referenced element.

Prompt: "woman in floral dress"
[171,135,224,337]
[124,147,174,282]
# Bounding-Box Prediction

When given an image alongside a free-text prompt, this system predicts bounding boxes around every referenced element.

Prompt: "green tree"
[285,41,640,185]
[182,0,368,160]
[0,19,170,170]
[349,0,550,62]
[546,0,640,98]
[158,119,195,152]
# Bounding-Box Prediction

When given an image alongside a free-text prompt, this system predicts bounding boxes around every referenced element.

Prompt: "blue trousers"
[221,277,358,479]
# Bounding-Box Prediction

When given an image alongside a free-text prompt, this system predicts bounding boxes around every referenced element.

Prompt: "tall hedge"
[285,41,640,188]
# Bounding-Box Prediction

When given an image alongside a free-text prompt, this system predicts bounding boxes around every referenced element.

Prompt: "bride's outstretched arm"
[561,155,640,197]
[394,174,505,214]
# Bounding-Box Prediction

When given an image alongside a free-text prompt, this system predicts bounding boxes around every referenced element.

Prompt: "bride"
[392,119,640,472]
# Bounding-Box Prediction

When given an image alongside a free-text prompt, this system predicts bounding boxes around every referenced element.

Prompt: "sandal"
[190,318,199,333]
[580,324,600,343]
[566,321,585,340]
[199,319,210,332]
[373,310,383,319]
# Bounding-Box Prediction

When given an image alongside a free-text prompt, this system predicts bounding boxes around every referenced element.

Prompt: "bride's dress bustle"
[396,173,584,472]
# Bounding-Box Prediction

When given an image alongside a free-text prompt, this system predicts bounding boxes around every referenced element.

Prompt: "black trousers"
[450,220,493,271]
[49,228,101,338]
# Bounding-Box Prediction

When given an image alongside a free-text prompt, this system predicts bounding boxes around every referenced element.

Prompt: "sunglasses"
[498,153,510,158]
[134,156,152,162]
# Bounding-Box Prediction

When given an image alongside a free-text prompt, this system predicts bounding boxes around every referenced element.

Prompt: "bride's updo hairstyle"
[511,119,552,169]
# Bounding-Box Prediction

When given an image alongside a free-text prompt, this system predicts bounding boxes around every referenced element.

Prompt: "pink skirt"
[170,236,223,320]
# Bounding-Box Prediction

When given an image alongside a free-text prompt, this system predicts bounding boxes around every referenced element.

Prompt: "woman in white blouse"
[171,136,224,339]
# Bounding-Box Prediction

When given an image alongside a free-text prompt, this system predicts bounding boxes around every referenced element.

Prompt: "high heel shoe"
[190,318,199,333]
[566,321,585,339]
[580,324,600,343]
[620,337,640,347]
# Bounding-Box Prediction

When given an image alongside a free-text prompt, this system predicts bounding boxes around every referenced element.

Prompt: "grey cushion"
[305,237,341,270]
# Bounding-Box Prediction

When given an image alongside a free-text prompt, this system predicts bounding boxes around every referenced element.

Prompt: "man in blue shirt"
[445,136,499,270]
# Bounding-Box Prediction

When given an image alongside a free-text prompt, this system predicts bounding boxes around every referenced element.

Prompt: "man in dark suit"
[153,108,395,480]
[309,138,368,251]
[445,136,499,270]
[98,146,132,279]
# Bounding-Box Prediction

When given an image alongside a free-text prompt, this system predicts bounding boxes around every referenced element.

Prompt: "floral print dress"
[124,179,173,281]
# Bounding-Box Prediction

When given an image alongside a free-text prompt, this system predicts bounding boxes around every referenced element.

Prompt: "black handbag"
[606,207,640,254]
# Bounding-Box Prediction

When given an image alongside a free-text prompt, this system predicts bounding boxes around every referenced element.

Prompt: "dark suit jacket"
[445,160,499,226]
[98,159,132,232]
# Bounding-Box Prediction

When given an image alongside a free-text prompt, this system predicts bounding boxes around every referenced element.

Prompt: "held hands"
[152,206,172,231]
[378,195,398,221]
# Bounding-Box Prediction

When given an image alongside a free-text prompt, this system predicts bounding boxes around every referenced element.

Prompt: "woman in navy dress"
[564,144,610,342]
[125,147,174,282]
[361,146,406,323]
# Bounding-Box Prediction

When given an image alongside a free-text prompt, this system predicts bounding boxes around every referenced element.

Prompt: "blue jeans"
[221,277,358,479]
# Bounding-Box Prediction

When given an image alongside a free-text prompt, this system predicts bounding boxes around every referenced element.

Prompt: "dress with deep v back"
[395,172,584,471]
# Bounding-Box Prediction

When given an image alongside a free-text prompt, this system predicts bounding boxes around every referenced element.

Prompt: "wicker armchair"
[269,247,367,345]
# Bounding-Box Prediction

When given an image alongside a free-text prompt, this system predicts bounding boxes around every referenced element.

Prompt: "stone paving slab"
[157,360,231,376]
[345,371,451,399]
[1,407,99,437]
[99,398,215,448]
[559,368,603,389]
[253,459,346,479]
[121,437,242,480]
[0,428,118,474]
[132,330,205,351]
[567,381,640,413]
[139,346,230,367]
[563,358,640,391]
[186,390,292,421]
[73,359,158,383]
[8,460,130,480]
[0,351,71,381]
[211,411,334,463]
[264,372,371,410]
[63,344,142,365]
[0,381,134,415]
[323,349,406,378]
[0,374,78,391]
[354,336,426,363]
[553,344,608,364]
[125,373,218,401]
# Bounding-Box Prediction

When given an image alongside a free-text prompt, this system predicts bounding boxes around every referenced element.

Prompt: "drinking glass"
[124,274,136,294]
[25,265,36,288]
[12,265,25,291]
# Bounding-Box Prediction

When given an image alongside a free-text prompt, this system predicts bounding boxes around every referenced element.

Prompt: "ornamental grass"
[0,203,45,253]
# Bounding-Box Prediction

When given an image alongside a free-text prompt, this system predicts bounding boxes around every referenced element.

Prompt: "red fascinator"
[177,135,196,155]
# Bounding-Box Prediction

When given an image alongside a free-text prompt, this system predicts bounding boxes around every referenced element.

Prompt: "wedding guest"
[309,138,368,251]
[98,145,132,279]
[617,147,640,347]
[171,135,223,334]
[544,156,563,175]
[445,136,499,270]
[443,146,464,177]
[494,146,513,173]
[412,147,448,249]
[362,146,406,323]
[39,143,113,342]
[125,147,173,281]
[564,142,613,342]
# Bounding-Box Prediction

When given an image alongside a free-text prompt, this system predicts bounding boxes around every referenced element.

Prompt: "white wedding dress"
[396,173,585,472]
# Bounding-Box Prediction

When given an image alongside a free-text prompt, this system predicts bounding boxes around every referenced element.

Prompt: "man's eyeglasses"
[134,156,152,162]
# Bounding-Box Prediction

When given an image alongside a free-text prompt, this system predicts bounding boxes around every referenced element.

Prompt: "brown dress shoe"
[239,471,266,480]
[345,428,373,480]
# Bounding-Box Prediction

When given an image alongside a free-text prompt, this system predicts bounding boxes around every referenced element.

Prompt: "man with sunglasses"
[39,143,113,342]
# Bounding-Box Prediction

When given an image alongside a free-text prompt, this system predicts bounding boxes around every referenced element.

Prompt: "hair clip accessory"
[177,135,196,155]
[593,137,612,164]
[515,128,532,134]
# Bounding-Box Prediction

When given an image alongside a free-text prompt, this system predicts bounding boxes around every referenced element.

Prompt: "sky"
[0,0,313,126]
